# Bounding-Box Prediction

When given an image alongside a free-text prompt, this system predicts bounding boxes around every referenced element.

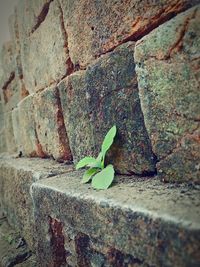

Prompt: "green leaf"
[96,151,103,162]
[81,168,99,183]
[76,156,96,170]
[89,152,103,169]
[88,160,102,169]
[101,125,117,158]
[92,165,115,190]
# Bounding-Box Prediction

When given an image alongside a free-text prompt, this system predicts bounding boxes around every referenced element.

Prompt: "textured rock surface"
[33,85,72,161]
[135,5,200,183]
[0,217,35,267]
[16,95,42,157]
[0,154,74,250]
[59,42,156,175]
[18,0,73,93]
[0,42,21,112]
[4,112,17,153]
[31,171,200,267]
[0,100,6,153]
[8,10,29,100]
[16,0,53,38]
[60,0,199,68]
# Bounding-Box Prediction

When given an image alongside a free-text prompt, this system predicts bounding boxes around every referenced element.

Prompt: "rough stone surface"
[0,42,21,112]
[0,100,6,153]
[17,95,44,157]
[18,0,73,93]
[4,112,17,153]
[0,154,74,250]
[60,0,199,68]
[31,171,200,267]
[16,0,53,38]
[0,217,35,267]
[33,85,72,161]
[12,107,22,153]
[0,130,7,153]
[8,10,29,100]
[0,41,15,79]
[134,6,200,183]
[59,42,156,175]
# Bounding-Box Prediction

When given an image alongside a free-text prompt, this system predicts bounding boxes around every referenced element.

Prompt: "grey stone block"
[33,85,72,161]
[134,5,200,183]
[0,154,74,250]
[59,42,156,175]
[18,0,73,93]
[31,171,200,266]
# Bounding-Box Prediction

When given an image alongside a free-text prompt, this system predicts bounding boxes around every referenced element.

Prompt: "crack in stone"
[166,7,198,59]
[30,0,54,34]
[58,3,74,76]
[54,87,73,161]
[2,72,15,92]
[33,128,48,158]
[135,7,198,62]
[97,0,194,57]
[2,72,15,103]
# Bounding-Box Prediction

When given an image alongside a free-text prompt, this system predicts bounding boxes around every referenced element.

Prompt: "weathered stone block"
[18,0,73,93]
[12,107,22,153]
[17,95,44,157]
[16,0,53,38]
[0,155,74,250]
[33,85,72,161]
[134,5,200,183]
[0,40,27,113]
[60,0,199,68]
[0,77,21,113]
[0,99,6,153]
[0,217,34,267]
[59,42,156,175]
[0,42,21,112]
[9,10,29,100]
[0,129,7,153]
[4,112,17,153]
[31,172,200,267]
[0,42,15,78]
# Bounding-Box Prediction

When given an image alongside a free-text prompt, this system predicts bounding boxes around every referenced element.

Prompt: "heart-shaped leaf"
[81,168,99,183]
[92,165,115,190]
[76,156,96,170]
[101,125,117,158]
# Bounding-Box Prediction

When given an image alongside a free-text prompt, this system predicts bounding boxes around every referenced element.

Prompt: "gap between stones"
[54,87,73,162]
[2,72,15,103]
[58,3,74,76]
[96,1,193,57]
[30,0,54,34]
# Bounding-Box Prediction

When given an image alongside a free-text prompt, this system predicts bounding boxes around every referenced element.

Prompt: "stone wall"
[0,1,200,266]
[1,0,199,183]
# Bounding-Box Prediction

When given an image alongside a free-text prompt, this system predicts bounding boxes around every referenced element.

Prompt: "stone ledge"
[0,153,74,250]
[0,217,36,267]
[31,169,200,266]
[0,154,199,266]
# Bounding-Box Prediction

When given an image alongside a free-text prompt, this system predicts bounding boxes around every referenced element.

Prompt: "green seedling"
[76,125,117,190]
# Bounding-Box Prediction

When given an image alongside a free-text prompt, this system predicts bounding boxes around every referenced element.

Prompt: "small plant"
[76,125,117,190]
